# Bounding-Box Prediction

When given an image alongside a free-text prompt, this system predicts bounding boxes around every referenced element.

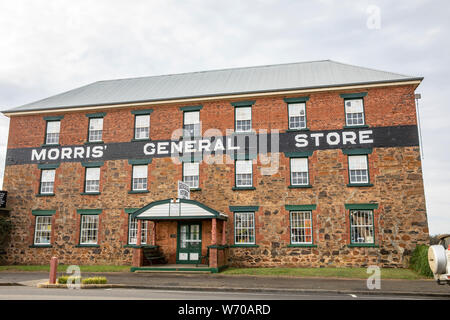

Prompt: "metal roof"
[3,60,422,114]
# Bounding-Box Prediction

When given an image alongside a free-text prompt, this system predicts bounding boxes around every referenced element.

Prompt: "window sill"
[288,184,313,189]
[29,245,52,248]
[123,244,158,249]
[128,190,150,194]
[232,131,256,136]
[287,244,317,248]
[36,193,55,197]
[347,244,379,248]
[347,183,373,187]
[343,125,369,129]
[41,143,60,147]
[230,244,259,248]
[84,141,104,145]
[131,138,151,142]
[75,244,100,248]
[180,136,203,140]
[286,128,310,132]
[80,192,101,195]
[190,188,202,192]
[232,186,256,191]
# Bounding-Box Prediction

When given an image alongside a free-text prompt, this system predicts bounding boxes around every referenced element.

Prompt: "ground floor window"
[80,215,99,245]
[34,216,52,245]
[234,212,255,244]
[350,210,374,244]
[290,211,313,244]
[128,217,148,244]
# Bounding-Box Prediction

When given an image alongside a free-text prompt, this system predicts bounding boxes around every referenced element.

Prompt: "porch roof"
[130,198,228,221]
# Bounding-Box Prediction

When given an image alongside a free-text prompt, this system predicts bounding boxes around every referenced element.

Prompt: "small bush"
[409,244,433,278]
[57,276,81,284]
[81,277,107,284]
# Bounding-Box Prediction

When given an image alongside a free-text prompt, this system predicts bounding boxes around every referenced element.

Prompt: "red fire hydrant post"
[49,257,58,284]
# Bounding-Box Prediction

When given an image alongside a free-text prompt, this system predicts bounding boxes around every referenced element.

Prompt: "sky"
[0,0,448,234]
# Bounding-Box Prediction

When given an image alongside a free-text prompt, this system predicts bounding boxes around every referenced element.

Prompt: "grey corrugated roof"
[3,60,422,113]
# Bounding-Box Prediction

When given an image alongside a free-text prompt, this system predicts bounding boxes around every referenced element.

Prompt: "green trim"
[347,244,379,248]
[347,183,374,187]
[342,148,373,155]
[35,193,55,197]
[345,203,378,210]
[229,244,259,248]
[285,204,317,211]
[287,244,317,248]
[286,128,310,132]
[231,100,255,107]
[231,131,256,136]
[85,112,106,118]
[131,138,152,142]
[229,206,259,212]
[207,245,229,249]
[123,244,158,249]
[179,105,203,112]
[232,186,256,191]
[32,210,56,216]
[343,125,369,129]
[76,209,102,215]
[131,109,153,115]
[284,151,313,158]
[43,115,64,121]
[29,245,52,248]
[176,222,202,264]
[125,208,139,214]
[229,153,257,160]
[75,244,100,248]
[38,163,59,169]
[81,161,104,167]
[41,143,60,147]
[283,96,310,103]
[190,188,202,192]
[84,141,104,145]
[340,92,367,99]
[128,159,152,165]
[80,192,101,195]
[179,154,203,162]
[288,185,312,189]
[128,190,149,194]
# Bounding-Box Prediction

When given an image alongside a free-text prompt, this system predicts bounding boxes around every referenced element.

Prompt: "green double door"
[177,222,202,264]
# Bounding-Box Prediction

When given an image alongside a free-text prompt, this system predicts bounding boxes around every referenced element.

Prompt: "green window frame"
[234,159,254,189]
[77,209,102,247]
[284,96,309,131]
[349,209,375,246]
[232,101,254,133]
[234,211,255,245]
[39,169,56,195]
[340,92,368,128]
[289,211,313,245]
[32,210,56,246]
[127,210,148,245]
[86,112,106,143]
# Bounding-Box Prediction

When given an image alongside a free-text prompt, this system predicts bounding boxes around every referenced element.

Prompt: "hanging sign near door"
[178,181,190,200]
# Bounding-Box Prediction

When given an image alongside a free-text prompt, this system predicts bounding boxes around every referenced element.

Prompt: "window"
[290,211,313,244]
[183,111,200,138]
[348,155,369,184]
[132,165,148,191]
[290,158,309,186]
[45,121,60,145]
[88,118,103,142]
[135,114,150,140]
[40,169,55,194]
[85,167,100,193]
[234,212,255,244]
[128,217,148,245]
[345,99,365,126]
[34,216,52,245]
[235,160,253,187]
[183,162,199,188]
[80,215,99,245]
[235,107,252,132]
[288,103,306,130]
[350,210,374,244]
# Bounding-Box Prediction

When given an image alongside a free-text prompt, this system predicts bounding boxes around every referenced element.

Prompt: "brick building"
[1,60,428,271]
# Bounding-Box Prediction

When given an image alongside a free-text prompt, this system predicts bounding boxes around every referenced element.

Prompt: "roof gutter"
[2,78,423,117]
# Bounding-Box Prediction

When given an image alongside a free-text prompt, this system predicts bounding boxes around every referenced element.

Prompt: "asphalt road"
[0,286,443,300]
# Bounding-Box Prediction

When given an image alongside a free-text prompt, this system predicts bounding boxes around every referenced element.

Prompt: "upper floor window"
[235,160,253,188]
[40,169,55,194]
[183,162,199,189]
[34,216,52,245]
[183,111,200,138]
[88,118,103,142]
[290,158,309,186]
[132,165,148,191]
[45,121,60,145]
[345,98,365,126]
[288,103,306,130]
[135,114,150,140]
[348,155,369,184]
[85,167,100,193]
[235,107,252,132]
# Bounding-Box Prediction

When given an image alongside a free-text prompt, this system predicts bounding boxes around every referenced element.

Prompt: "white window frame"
[85,167,100,193]
[132,165,148,191]
[40,169,55,194]
[235,106,252,133]
[128,216,148,245]
[34,216,52,245]
[288,103,307,130]
[290,157,309,186]
[45,120,60,145]
[183,162,199,189]
[345,98,365,126]
[234,212,255,245]
[348,155,369,184]
[350,210,375,244]
[290,211,313,244]
[88,117,103,142]
[235,160,253,187]
[134,114,150,140]
[79,215,99,245]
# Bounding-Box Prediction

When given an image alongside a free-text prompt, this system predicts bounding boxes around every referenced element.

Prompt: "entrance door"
[177,222,202,264]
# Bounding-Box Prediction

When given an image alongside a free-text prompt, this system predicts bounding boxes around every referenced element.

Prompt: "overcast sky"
[0,0,448,234]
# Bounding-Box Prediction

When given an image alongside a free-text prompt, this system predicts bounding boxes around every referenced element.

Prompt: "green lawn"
[221,267,429,280]
[0,265,131,272]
